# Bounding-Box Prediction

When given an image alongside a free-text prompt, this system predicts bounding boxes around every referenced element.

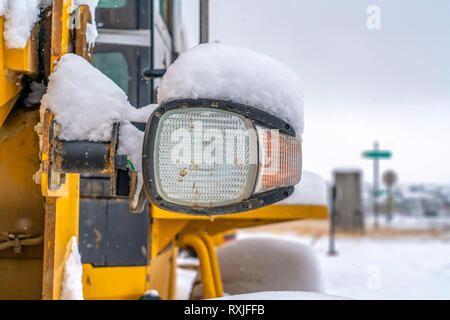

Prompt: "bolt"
[53,123,62,137]
[32,169,42,184]
[60,173,66,184]
[34,122,44,135]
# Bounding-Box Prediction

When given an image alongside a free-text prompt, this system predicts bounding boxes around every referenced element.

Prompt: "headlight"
[142,99,302,215]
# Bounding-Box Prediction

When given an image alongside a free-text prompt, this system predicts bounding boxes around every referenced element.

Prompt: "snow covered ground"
[177,230,450,300]
[236,232,450,300]
[365,213,450,232]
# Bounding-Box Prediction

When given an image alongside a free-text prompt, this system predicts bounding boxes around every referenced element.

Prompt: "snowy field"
[177,227,450,300]
[238,232,450,300]
[365,213,450,232]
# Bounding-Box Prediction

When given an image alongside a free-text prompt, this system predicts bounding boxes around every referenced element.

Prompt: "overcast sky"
[181,0,450,185]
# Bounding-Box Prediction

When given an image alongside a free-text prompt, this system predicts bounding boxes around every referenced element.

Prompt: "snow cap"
[158,43,304,139]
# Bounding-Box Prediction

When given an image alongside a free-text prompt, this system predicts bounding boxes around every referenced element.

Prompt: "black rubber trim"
[154,99,296,136]
[142,99,297,216]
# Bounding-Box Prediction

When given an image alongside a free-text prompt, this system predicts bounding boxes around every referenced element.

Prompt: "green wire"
[127,158,135,171]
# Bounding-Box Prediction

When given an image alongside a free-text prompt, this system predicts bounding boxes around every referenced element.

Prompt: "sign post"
[362,142,392,229]
[383,170,397,223]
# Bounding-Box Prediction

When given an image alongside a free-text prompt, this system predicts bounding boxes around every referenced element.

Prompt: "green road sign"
[362,150,392,159]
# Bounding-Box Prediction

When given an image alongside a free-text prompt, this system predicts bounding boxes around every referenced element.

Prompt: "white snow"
[72,0,98,46]
[42,54,130,141]
[237,231,450,300]
[2,0,41,49]
[116,122,144,205]
[214,291,346,300]
[125,103,158,123]
[60,236,84,300]
[24,81,47,107]
[189,238,324,299]
[158,43,304,139]
[42,53,154,207]
[85,22,98,47]
[0,0,97,49]
[277,171,328,206]
[176,268,197,300]
[366,213,450,232]
[0,0,7,17]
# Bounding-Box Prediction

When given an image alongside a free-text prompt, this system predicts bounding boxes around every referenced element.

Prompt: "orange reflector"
[255,126,302,193]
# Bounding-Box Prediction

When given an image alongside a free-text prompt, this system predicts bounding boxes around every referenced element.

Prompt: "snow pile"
[60,236,84,300]
[1,0,44,49]
[42,53,157,206]
[176,268,197,300]
[278,171,328,206]
[42,54,131,141]
[238,231,450,300]
[215,291,346,300]
[190,238,324,299]
[158,43,304,139]
[0,0,98,49]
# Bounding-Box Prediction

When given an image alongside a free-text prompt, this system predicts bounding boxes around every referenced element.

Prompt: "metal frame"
[142,98,298,216]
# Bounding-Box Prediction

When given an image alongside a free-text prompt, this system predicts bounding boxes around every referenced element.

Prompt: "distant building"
[333,170,364,232]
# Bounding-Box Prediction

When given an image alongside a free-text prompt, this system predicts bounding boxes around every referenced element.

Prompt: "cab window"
[92,52,130,94]
[98,0,128,8]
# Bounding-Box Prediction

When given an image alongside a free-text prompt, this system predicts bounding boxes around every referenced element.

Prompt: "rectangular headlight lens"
[254,125,302,193]
[154,108,257,207]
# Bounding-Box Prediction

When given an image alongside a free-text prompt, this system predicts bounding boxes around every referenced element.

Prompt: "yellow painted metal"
[0,17,22,128]
[196,232,223,297]
[152,203,327,299]
[80,243,178,300]
[0,108,44,299]
[147,244,178,300]
[0,0,327,300]
[41,0,81,300]
[82,264,148,300]
[40,0,75,199]
[51,174,80,299]
[181,234,217,299]
[151,204,327,239]
[4,26,39,74]
[0,95,18,131]
[150,218,188,258]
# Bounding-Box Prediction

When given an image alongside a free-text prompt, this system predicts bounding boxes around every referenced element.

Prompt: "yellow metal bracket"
[152,203,327,299]
[178,233,223,299]
[40,0,82,300]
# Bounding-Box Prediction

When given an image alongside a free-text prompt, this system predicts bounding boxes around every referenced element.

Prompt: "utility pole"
[328,185,338,256]
[362,142,392,229]
[200,0,209,44]
[383,170,397,223]
[373,142,380,228]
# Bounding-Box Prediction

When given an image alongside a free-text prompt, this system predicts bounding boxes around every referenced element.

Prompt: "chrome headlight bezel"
[142,99,300,215]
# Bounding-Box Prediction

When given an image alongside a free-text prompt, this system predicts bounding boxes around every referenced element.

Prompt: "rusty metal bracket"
[36,111,128,195]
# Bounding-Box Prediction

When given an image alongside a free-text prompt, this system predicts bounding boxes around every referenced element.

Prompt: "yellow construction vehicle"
[0,0,327,300]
